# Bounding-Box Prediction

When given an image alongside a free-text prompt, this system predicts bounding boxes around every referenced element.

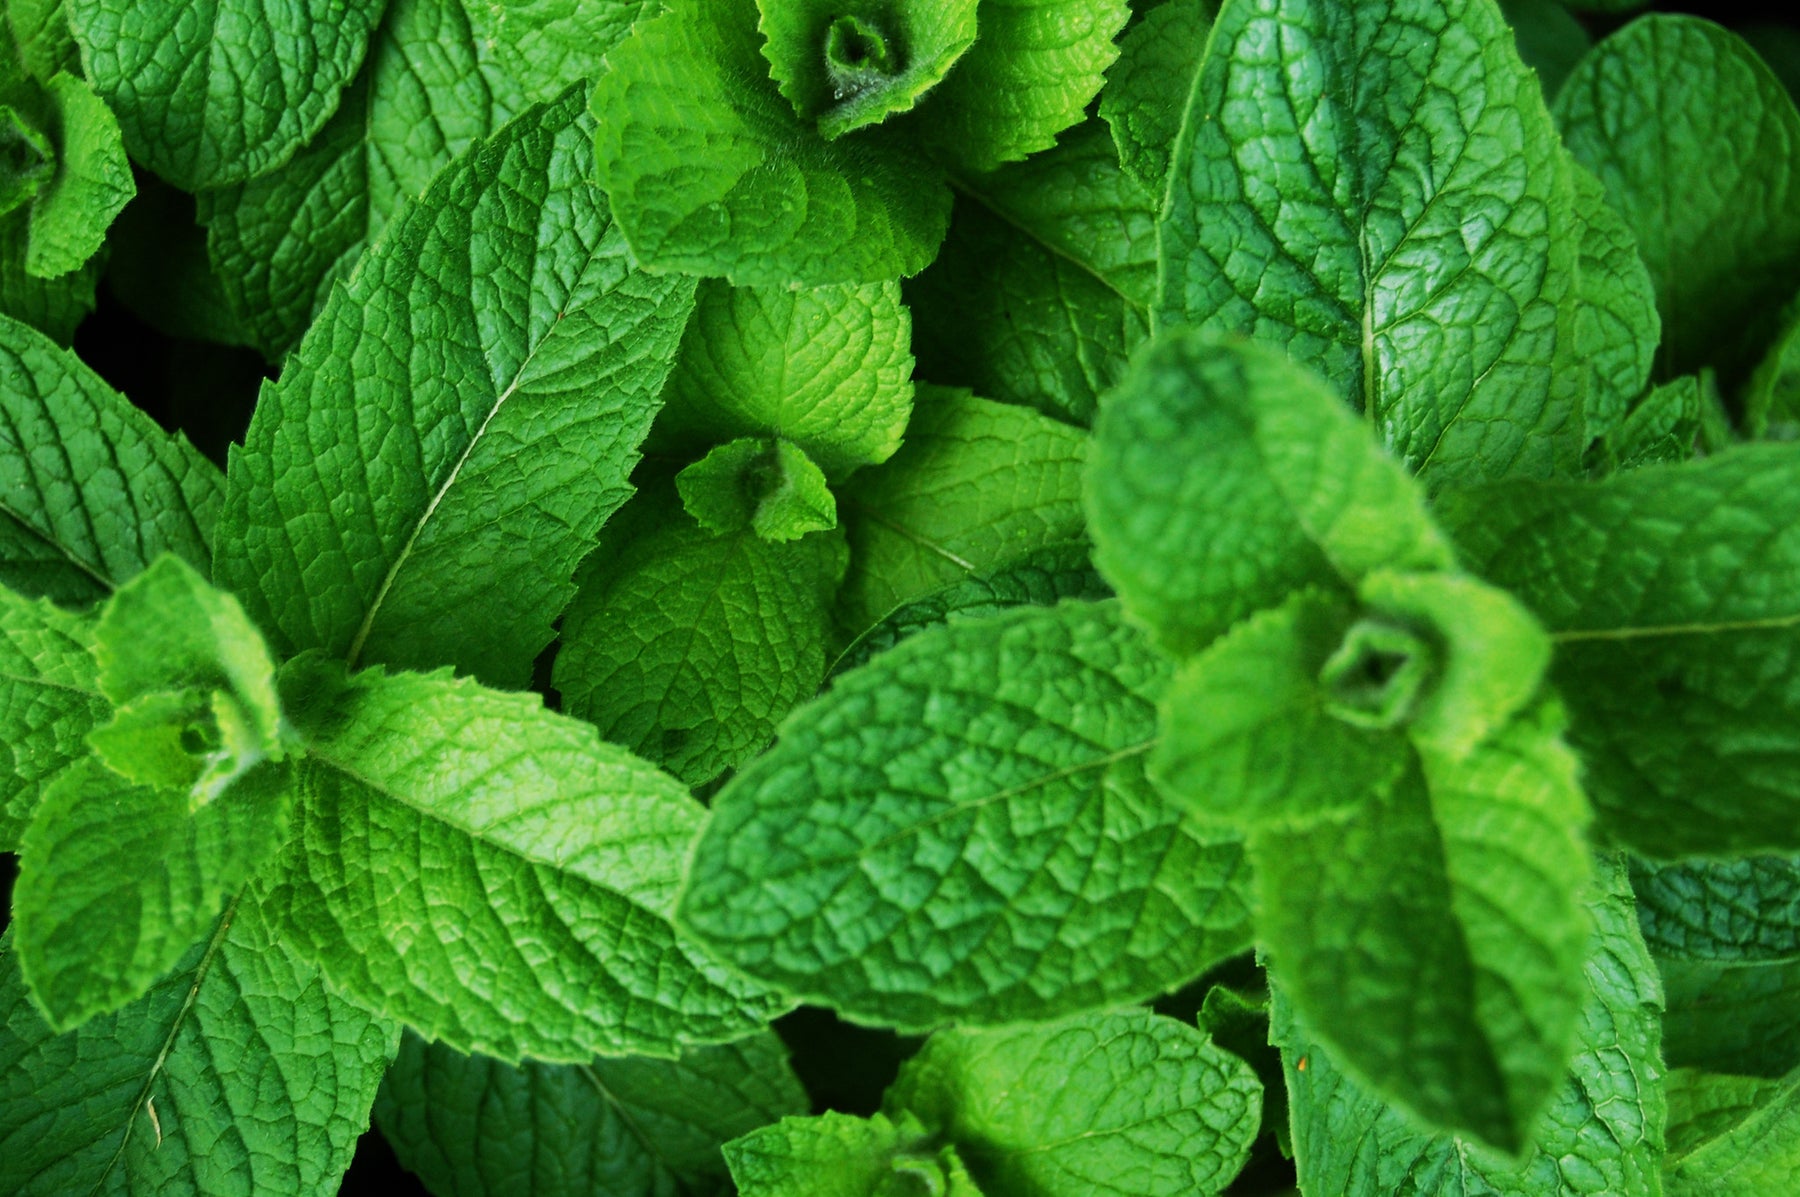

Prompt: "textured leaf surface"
[267,657,782,1061]
[1101,0,1214,189]
[1441,445,1800,856]
[1280,854,1665,1195]
[6,0,79,83]
[885,1009,1262,1196]
[1158,0,1583,487]
[836,387,1089,637]
[555,488,845,787]
[907,119,1157,425]
[1667,1069,1784,1157]
[1568,163,1659,441]
[21,73,133,279]
[1666,1067,1800,1195]
[726,1110,978,1197]
[1662,956,1800,1078]
[1087,333,1452,657]
[680,601,1253,1030]
[0,313,220,605]
[216,91,695,689]
[0,587,102,848]
[651,278,914,478]
[0,207,97,342]
[1634,855,1800,963]
[375,1029,808,1197]
[677,438,838,543]
[64,0,385,189]
[591,0,949,285]
[0,898,398,1197]
[1556,15,1800,385]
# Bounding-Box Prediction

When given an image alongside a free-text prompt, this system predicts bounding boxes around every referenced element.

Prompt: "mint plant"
[4,0,1800,1195]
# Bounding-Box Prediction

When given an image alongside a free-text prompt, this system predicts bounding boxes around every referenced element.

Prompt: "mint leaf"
[1590,373,1703,472]
[0,896,398,1196]
[1279,854,1665,1195]
[1634,855,1800,963]
[678,438,839,543]
[1087,333,1452,657]
[919,0,1131,174]
[266,655,783,1061]
[651,278,915,479]
[1667,1069,1786,1157]
[0,586,102,848]
[1569,163,1660,442]
[63,0,385,189]
[1440,445,1800,856]
[679,600,1252,1030]
[726,1110,979,1197]
[591,0,950,285]
[1158,0,1584,487]
[375,1029,809,1197]
[1500,0,1591,100]
[1663,956,1800,1078]
[5,0,77,83]
[555,487,846,787]
[837,386,1089,637]
[758,0,978,140]
[1666,1067,1800,1195]
[21,73,132,279]
[0,314,221,604]
[1100,0,1213,189]
[215,90,695,689]
[907,118,1157,425]
[1556,15,1800,386]
[884,1009,1262,1196]
[1748,292,1800,441]
[0,207,96,341]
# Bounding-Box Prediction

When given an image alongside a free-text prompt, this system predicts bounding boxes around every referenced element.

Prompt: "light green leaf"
[726,1111,981,1197]
[1662,956,1800,1079]
[555,487,846,787]
[1087,333,1452,657]
[0,313,221,605]
[758,0,978,140]
[13,757,293,1030]
[1568,162,1660,442]
[1279,854,1665,1195]
[197,0,655,358]
[5,0,77,82]
[0,897,399,1197]
[679,600,1253,1030]
[885,1009,1262,1196]
[650,278,915,478]
[1100,0,1214,189]
[1667,1067,1800,1195]
[215,90,695,690]
[1556,16,1800,386]
[265,656,784,1062]
[1158,0,1584,487]
[1440,444,1800,856]
[1633,855,1800,963]
[837,386,1089,637]
[0,586,102,848]
[375,1029,808,1197]
[63,0,385,189]
[591,0,950,286]
[907,118,1157,425]
[0,206,96,341]
[919,0,1131,174]
[678,438,838,543]
[22,72,133,279]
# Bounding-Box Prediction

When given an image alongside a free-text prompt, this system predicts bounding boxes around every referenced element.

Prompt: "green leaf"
[1568,163,1660,442]
[906,118,1157,425]
[1499,0,1590,100]
[0,586,102,848]
[1662,956,1800,1079]
[5,0,78,83]
[1086,333,1452,658]
[375,1029,809,1197]
[1557,16,1800,387]
[678,438,838,543]
[265,655,784,1062]
[650,278,915,479]
[215,90,695,690]
[1590,373,1703,472]
[0,103,50,215]
[1633,855,1800,963]
[0,205,96,342]
[0,898,399,1197]
[680,600,1253,1030]
[1440,444,1800,856]
[196,0,656,358]
[836,386,1089,637]
[1278,854,1665,1195]
[554,488,846,787]
[757,0,978,140]
[0,313,221,605]
[884,1009,1262,1196]
[1100,0,1214,190]
[919,0,1131,174]
[12,757,292,1030]
[1747,292,1800,441]
[21,72,133,279]
[63,0,385,190]
[832,540,1107,675]
[1158,0,1584,487]
[726,1110,980,1197]
[1666,1067,1800,1195]
[591,0,950,286]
